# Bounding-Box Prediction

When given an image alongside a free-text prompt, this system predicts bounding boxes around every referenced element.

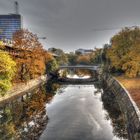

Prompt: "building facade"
[0,14,21,40]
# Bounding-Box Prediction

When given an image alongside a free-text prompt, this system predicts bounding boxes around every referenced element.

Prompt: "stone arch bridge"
[59,65,99,71]
[55,65,100,83]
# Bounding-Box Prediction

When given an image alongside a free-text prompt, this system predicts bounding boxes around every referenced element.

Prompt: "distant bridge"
[59,65,99,71]
[56,65,99,83]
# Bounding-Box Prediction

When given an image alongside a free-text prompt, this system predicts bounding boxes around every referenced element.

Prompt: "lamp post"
[100,49,103,65]
[38,37,47,40]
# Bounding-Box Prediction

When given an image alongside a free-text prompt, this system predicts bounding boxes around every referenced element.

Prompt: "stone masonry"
[101,73,140,140]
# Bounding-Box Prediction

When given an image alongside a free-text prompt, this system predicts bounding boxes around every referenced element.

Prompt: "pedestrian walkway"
[0,75,47,105]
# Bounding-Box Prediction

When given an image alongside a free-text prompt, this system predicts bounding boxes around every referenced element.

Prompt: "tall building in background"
[0,14,21,40]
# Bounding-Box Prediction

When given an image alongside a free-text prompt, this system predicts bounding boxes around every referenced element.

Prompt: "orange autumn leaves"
[12,29,54,82]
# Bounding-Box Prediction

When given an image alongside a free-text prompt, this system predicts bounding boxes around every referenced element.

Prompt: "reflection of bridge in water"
[57,65,99,83]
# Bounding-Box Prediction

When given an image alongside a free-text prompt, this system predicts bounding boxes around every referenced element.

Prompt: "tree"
[107,27,140,77]
[67,51,98,65]
[90,48,102,64]
[48,48,68,65]
[13,29,46,81]
[76,54,91,65]
[46,58,59,74]
[67,52,78,65]
[0,51,16,95]
[121,44,140,77]
[44,51,54,64]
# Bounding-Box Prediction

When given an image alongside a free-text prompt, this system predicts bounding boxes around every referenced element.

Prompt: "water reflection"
[0,85,49,140]
[46,79,61,95]
[59,69,94,79]
[0,79,128,140]
[40,82,128,140]
[67,74,91,79]
[102,90,128,139]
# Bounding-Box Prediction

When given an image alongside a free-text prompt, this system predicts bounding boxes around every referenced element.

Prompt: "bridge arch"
[56,65,99,83]
[58,65,99,71]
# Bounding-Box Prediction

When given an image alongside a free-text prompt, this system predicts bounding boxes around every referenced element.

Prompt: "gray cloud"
[0,0,140,52]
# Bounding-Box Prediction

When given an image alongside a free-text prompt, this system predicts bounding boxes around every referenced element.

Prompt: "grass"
[116,76,140,108]
[116,76,140,90]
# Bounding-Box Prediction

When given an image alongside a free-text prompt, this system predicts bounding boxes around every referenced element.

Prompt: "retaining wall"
[101,73,140,140]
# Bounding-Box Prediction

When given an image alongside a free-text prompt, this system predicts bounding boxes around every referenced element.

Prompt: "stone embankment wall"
[0,75,47,106]
[101,73,140,140]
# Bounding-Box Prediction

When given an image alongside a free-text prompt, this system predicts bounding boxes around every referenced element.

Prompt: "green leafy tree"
[90,48,102,64]
[67,52,78,65]
[46,58,58,73]
[48,48,68,65]
[0,51,16,95]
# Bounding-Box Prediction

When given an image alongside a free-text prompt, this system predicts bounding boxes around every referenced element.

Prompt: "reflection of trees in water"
[46,79,61,95]
[0,80,128,140]
[0,85,52,140]
[93,81,103,95]
[75,69,93,77]
[60,69,94,78]
[102,91,128,139]
[46,79,66,96]
[94,81,127,139]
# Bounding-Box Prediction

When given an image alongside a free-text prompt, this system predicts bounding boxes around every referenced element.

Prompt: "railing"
[59,65,100,71]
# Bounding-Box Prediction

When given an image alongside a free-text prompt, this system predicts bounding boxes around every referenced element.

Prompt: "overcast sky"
[0,0,140,52]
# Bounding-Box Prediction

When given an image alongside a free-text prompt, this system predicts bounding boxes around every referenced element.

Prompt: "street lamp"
[38,37,47,40]
[38,36,47,40]
[100,49,103,65]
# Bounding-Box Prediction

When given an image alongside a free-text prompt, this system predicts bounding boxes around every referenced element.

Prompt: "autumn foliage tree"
[0,51,16,95]
[107,27,140,77]
[13,29,46,81]
[76,55,91,65]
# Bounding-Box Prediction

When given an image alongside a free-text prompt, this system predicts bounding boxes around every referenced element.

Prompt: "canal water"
[0,80,128,140]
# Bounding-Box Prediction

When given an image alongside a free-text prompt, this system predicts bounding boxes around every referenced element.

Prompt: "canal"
[0,72,128,139]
